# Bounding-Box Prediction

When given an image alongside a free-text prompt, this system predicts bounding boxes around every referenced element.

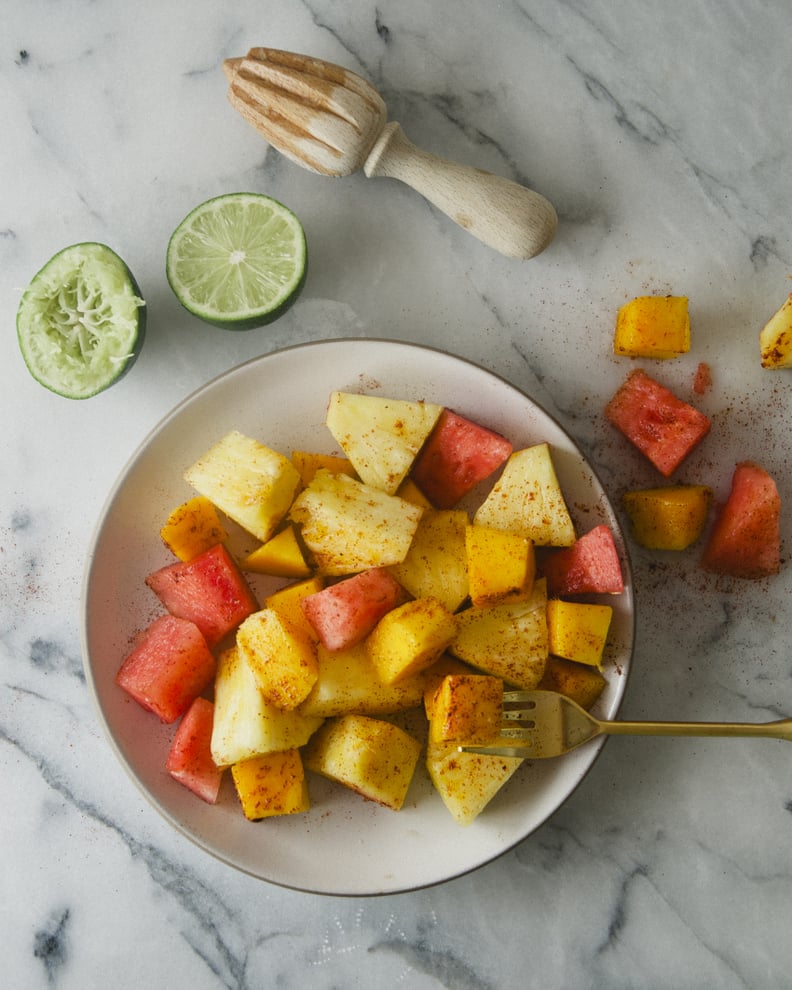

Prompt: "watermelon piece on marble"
[701,461,781,579]
[604,369,711,477]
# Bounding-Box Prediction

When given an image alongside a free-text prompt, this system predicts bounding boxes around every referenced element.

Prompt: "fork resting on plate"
[459,690,792,758]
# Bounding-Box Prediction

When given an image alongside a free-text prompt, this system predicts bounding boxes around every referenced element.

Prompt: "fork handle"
[598,717,792,741]
[363,122,558,260]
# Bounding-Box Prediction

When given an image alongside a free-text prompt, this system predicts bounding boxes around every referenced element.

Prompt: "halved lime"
[16,242,146,399]
[165,192,307,330]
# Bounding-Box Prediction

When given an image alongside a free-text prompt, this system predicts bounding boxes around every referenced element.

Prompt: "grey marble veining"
[3,0,791,987]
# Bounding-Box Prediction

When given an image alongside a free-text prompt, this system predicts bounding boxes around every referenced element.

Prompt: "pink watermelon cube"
[605,369,711,477]
[301,567,405,651]
[146,543,259,647]
[410,409,513,508]
[541,524,625,595]
[116,615,216,723]
[701,461,781,579]
[166,697,224,803]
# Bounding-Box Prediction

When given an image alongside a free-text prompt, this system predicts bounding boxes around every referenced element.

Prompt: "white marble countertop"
[3,1,791,986]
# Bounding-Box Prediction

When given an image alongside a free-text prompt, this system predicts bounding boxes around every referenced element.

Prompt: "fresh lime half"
[166,192,307,330]
[16,242,146,399]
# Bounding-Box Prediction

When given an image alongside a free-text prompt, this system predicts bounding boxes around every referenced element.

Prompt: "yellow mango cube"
[613,295,690,359]
[547,599,613,669]
[236,608,319,710]
[465,524,535,606]
[263,576,325,642]
[537,655,608,711]
[429,674,503,744]
[367,596,458,685]
[231,749,310,820]
[422,655,475,719]
[303,714,421,810]
[622,485,712,550]
[160,495,228,561]
[242,525,311,577]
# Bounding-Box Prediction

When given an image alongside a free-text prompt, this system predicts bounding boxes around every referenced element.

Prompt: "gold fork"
[459,690,792,758]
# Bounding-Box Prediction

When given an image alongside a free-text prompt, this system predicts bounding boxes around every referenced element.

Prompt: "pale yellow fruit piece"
[367,596,458,685]
[263,576,324,642]
[759,292,792,369]
[211,645,323,767]
[242,525,311,577]
[474,443,576,547]
[428,674,503,744]
[236,608,319,710]
[388,509,470,612]
[395,477,434,509]
[547,599,613,669]
[450,578,548,689]
[291,450,356,486]
[299,641,427,718]
[160,495,228,561]
[184,430,301,542]
[326,391,443,494]
[303,714,421,811]
[289,469,423,575]
[613,295,690,359]
[426,736,522,827]
[231,749,310,820]
[465,524,535,606]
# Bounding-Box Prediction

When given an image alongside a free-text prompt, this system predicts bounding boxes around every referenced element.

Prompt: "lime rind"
[166,193,307,330]
[17,242,146,399]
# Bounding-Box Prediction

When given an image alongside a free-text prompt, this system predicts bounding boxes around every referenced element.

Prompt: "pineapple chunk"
[303,714,421,810]
[613,295,690,359]
[184,430,301,543]
[622,485,711,550]
[160,495,228,561]
[426,737,523,826]
[231,749,310,820]
[263,576,325,641]
[299,641,427,718]
[388,509,470,612]
[289,469,423,575]
[326,391,443,494]
[465,524,535,606]
[759,291,792,369]
[474,443,576,547]
[242,525,312,577]
[367,597,458,685]
[236,609,319,710]
[450,578,548,689]
[291,450,356,486]
[429,674,503,744]
[211,645,323,767]
[547,599,613,669]
[538,655,607,711]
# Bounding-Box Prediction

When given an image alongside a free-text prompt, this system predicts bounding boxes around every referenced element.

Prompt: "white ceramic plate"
[82,339,634,895]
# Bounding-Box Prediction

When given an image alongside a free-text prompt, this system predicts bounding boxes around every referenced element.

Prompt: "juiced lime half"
[166,192,307,330]
[16,242,146,399]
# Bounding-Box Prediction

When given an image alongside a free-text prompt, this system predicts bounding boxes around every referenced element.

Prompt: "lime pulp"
[16,242,146,399]
[165,192,307,330]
